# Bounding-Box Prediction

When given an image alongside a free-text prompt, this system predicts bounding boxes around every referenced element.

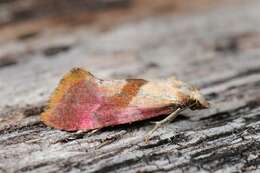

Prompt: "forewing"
[41,73,175,131]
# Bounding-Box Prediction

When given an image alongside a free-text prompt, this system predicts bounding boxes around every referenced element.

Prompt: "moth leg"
[145,107,183,142]
[87,129,100,136]
[76,129,99,136]
[76,129,89,134]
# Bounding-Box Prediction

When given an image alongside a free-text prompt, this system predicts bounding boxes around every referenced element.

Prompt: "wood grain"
[0,0,259,172]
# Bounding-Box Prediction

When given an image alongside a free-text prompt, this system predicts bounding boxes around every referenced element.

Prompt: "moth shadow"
[100,113,189,132]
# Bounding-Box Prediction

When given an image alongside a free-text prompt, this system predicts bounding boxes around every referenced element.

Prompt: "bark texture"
[0,0,260,173]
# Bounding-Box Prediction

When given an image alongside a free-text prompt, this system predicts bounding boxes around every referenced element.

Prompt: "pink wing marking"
[45,78,175,130]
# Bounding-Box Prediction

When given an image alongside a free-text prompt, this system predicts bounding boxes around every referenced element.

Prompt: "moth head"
[168,77,209,110]
[190,89,209,110]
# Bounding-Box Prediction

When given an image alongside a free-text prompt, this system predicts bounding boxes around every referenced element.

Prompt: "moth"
[41,68,209,140]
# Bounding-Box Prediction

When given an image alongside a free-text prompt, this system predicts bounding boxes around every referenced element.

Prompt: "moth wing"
[41,67,100,131]
[87,102,175,128]
[41,71,175,131]
[94,79,176,127]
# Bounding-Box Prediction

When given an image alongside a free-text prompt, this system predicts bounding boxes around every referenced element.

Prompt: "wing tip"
[41,67,94,123]
[48,67,92,107]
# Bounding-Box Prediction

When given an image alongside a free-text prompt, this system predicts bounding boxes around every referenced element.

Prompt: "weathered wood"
[0,0,260,173]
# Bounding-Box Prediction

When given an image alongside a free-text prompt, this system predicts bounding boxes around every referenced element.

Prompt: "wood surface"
[0,0,260,172]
